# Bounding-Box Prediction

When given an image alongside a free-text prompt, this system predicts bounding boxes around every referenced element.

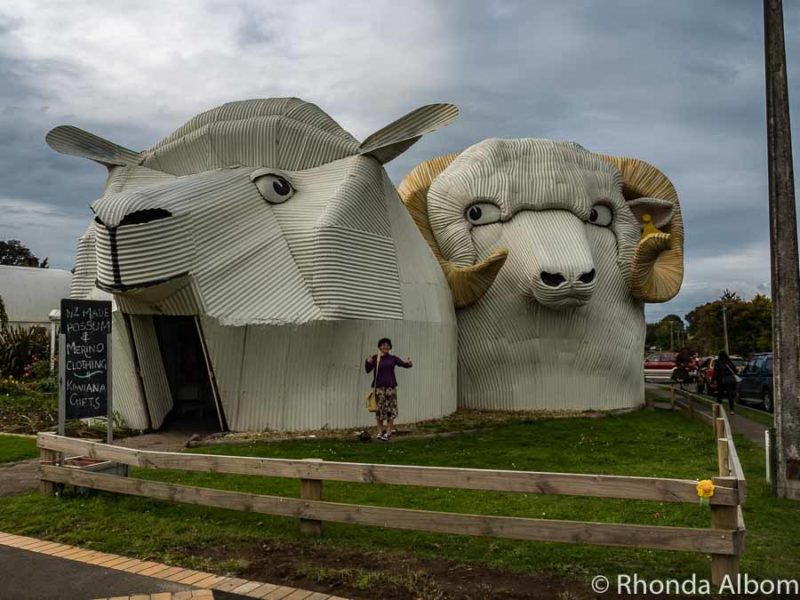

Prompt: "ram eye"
[253,173,295,204]
[465,202,501,226]
[588,203,613,227]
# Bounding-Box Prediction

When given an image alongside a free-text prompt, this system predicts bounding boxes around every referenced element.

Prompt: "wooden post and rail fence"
[37,403,746,585]
[670,386,748,581]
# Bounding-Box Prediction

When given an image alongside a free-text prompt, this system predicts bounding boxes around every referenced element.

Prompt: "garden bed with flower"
[0,324,60,435]
[0,374,58,434]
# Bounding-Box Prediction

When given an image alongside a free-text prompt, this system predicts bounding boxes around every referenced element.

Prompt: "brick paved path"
[0,533,346,600]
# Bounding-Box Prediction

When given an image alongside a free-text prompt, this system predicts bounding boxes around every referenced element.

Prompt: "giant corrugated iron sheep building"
[399,139,683,411]
[48,98,459,431]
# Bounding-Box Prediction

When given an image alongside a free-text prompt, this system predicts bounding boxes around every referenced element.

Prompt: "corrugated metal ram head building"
[48,98,459,432]
[399,139,684,412]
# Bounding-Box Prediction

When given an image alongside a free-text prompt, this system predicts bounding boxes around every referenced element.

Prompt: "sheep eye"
[465,202,501,226]
[253,173,295,204]
[588,204,613,227]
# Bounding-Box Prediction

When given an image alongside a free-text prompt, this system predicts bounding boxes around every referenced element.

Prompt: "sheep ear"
[46,125,142,167]
[358,104,459,165]
[628,197,674,230]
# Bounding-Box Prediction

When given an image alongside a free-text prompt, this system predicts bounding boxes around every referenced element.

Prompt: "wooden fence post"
[687,393,694,418]
[718,438,731,477]
[300,459,323,537]
[38,448,57,496]
[715,417,726,443]
[670,386,675,410]
[710,475,741,586]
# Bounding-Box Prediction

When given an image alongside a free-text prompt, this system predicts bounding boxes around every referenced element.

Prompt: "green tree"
[685,291,772,357]
[0,240,48,268]
[645,314,686,351]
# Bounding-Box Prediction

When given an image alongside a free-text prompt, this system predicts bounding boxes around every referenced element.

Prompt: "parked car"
[738,353,773,412]
[644,352,677,382]
[695,355,746,396]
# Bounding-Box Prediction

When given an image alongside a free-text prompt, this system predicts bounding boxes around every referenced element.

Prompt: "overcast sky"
[1,0,798,322]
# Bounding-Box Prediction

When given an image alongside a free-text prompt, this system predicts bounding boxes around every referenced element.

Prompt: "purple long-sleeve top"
[365,353,412,388]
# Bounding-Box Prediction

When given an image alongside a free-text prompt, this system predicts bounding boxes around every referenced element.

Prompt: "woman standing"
[714,350,739,414]
[365,338,412,440]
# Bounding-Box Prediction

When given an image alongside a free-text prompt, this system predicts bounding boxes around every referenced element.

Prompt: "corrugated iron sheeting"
[312,227,403,320]
[359,104,459,162]
[95,215,193,288]
[128,315,173,429]
[217,319,456,432]
[114,277,202,316]
[198,180,458,431]
[154,98,357,147]
[45,125,141,166]
[70,224,97,299]
[110,312,149,430]
[198,316,246,427]
[142,99,359,176]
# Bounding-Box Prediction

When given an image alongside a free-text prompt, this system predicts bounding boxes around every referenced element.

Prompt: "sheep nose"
[119,208,172,226]
[93,208,172,229]
[578,269,596,284]
[540,271,566,287]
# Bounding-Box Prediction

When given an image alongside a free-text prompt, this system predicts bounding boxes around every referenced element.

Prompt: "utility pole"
[722,305,730,355]
[765,0,800,500]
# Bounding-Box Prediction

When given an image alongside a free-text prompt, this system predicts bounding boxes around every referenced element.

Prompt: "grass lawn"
[0,434,38,463]
[0,408,797,595]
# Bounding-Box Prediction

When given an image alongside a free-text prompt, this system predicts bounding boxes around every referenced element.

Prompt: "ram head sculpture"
[48,98,460,431]
[399,139,683,410]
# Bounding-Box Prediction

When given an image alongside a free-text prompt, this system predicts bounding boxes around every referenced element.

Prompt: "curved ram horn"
[398,153,509,308]
[597,155,684,302]
[444,249,509,308]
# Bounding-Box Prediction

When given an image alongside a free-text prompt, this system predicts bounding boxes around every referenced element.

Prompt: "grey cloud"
[0,0,797,320]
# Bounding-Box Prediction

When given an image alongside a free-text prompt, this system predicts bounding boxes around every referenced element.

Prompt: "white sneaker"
[377,432,387,441]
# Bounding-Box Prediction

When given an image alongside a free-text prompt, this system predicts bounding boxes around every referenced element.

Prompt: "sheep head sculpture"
[48,98,459,325]
[399,139,684,411]
[47,98,461,432]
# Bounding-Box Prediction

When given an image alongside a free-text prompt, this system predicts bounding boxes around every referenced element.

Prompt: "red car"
[643,352,677,382]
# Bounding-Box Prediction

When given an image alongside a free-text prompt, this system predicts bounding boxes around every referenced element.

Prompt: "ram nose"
[531,264,597,309]
[540,268,595,288]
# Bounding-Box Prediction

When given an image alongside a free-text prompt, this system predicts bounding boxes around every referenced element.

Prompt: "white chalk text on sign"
[61,299,112,419]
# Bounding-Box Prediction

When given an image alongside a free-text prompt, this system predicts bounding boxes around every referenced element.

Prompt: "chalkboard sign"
[60,299,112,419]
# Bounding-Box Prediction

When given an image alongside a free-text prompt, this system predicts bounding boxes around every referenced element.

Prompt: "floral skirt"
[375,386,398,420]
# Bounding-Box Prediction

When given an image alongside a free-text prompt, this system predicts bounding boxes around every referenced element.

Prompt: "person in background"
[365,338,412,441]
[673,347,692,385]
[715,350,739,414]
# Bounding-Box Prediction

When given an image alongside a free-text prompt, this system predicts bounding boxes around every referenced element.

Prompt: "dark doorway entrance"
[152,315,226,433]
